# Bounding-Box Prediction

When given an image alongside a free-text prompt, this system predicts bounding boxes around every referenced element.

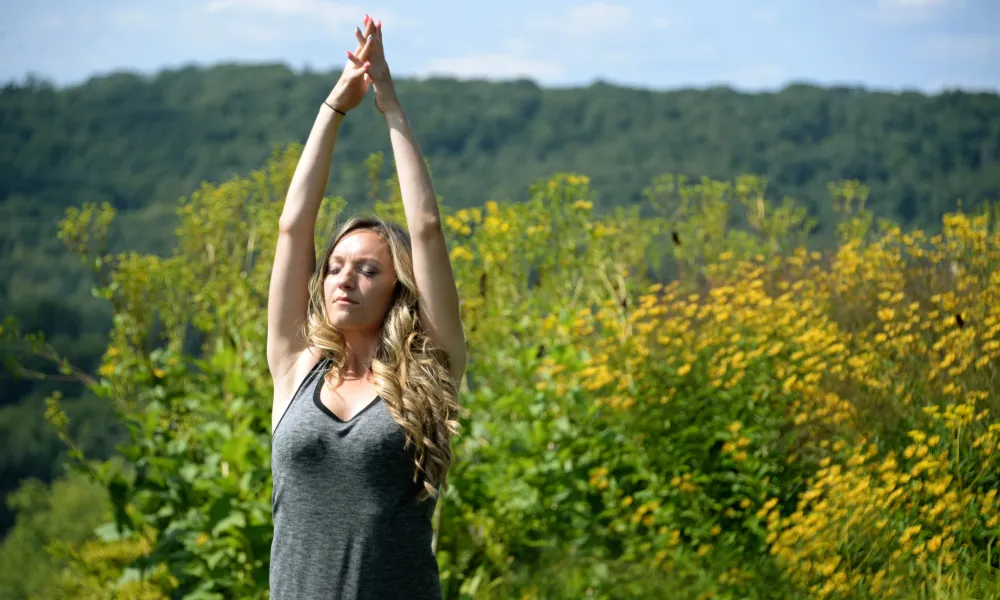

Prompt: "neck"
[338,329,381,379]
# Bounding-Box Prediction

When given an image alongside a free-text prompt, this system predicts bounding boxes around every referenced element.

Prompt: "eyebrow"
[327,256,382,268]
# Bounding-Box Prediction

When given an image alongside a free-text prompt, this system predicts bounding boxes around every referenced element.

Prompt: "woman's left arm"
[389,108,467,380]
[363,21,467,381]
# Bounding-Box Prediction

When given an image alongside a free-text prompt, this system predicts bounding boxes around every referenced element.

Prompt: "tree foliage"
[3,144,997,598]
[4,68,1000,538]
[0,472,109,600]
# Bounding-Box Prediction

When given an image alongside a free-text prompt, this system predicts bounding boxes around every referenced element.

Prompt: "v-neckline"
[312,376,382,424]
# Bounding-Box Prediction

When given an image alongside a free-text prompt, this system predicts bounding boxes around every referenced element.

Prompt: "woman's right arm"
[267,17,375,384]
[266,105,342,382]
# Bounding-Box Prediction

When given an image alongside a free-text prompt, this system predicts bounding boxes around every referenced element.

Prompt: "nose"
[334,267,357,290]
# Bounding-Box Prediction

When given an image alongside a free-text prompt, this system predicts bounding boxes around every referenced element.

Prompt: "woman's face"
[324,229,398,332]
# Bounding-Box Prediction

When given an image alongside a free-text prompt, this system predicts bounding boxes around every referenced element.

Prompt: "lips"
[333,296,357,305]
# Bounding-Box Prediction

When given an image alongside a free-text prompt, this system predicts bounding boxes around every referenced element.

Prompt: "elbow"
[412,216,443,240]
[278,215,310,235]
[448,345,468,384]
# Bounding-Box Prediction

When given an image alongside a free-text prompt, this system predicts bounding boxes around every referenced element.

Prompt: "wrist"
[381,103,405,120]
[323,99,347,116]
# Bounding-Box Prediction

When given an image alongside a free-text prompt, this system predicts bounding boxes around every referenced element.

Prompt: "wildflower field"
[13,145,999,599]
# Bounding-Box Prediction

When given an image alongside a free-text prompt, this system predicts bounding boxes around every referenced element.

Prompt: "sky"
[1,0,998,92]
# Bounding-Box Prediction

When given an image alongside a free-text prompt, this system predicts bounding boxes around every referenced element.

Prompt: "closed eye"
[327,266,378,277]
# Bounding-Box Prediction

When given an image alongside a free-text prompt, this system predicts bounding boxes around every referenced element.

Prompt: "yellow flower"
[449,246,474,262]
[677,364,692,376]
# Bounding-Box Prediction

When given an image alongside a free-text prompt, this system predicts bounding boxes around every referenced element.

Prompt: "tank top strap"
[272,355,330,438]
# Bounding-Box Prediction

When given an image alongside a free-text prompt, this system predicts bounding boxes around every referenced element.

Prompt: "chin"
[326,311,372,331]
[326,313,355,329]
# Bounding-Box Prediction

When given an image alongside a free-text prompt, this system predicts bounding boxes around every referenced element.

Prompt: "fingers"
[346,15,381,71]
[345,51,371,76]
[346,55,370,72]
[355,17,375,49]
[354,34,374,61]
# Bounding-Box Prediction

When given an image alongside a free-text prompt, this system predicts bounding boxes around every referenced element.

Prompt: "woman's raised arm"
[266,18,376,385]
[362,20,467,381]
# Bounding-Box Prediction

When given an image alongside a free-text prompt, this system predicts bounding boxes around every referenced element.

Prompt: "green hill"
[1,62,999,538]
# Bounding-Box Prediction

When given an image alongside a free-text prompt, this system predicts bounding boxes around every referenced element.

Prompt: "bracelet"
[323,101,346,116]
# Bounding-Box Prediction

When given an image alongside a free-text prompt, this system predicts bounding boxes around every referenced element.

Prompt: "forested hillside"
[1,63,999,540]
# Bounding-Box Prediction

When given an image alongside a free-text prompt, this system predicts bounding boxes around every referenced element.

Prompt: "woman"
[267,15,466,600]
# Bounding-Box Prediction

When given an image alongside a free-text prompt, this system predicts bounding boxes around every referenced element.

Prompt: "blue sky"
[1,0,998,92]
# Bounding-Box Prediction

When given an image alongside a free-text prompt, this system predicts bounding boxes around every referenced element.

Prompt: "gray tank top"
[270,357,441,600]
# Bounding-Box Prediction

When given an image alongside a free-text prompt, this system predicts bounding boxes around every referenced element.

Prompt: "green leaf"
[212,510,247,537]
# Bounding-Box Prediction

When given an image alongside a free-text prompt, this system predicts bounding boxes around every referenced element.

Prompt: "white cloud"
[215,20,290,44]
[421,53,564,81]
[922,34,1000,60]
[31,13,67,32]
[669,40,718,61]
[870,0,949,23]
[753,6,780,26]
[651,16,671,30]
[729,64,788,90]
[526,2,667,38]
[203,0,407,29]
[878,0,946,7]
[561,2,633,36]
[504,38,533,54]
[178,8,290,46]
[109,10,156,29]
[206,0,353,15]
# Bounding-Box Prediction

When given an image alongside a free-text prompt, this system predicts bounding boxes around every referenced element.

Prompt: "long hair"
[304,215,462,501]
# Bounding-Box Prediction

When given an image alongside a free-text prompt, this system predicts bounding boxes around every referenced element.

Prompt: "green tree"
[0,473,109,600]
[5,70,999,541]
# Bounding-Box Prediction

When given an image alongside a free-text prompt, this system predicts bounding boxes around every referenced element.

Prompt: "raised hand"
[351,17,400,115]
[325,16,377,114]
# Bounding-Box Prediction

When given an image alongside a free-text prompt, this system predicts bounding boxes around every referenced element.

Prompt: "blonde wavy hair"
[304,215,462,501]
